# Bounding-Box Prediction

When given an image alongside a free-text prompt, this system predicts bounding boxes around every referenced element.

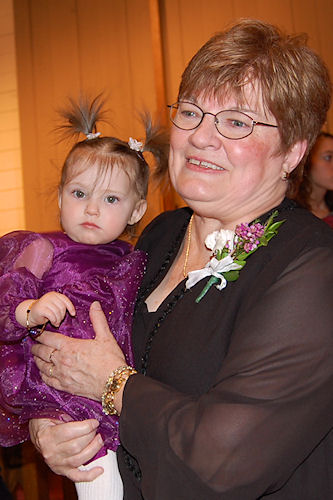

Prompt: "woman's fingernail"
[92,301,102,310]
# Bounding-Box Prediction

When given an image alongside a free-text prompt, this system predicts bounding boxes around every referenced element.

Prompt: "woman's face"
[169,86,304,226]
[309,136,333,192]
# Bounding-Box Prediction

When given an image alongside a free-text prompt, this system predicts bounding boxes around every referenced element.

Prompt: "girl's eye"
[105,195,119,204]
[73,190,85,199]
[323,154,332,162]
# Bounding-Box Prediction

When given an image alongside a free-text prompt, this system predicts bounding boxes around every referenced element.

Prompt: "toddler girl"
[0,96,168,499]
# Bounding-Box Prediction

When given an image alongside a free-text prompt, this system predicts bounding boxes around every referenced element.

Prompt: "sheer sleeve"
[120,246,333,498]
[0,232,54,340]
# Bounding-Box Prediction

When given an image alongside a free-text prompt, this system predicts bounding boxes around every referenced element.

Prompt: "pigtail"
[140,112,169,184]
[57,94,107,140]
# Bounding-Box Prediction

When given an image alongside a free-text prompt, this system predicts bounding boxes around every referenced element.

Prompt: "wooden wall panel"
[291,0,333,130]
[12,0,333,232]
[160,0,333,128]
[14,0,164,233]
[0,0,25,236]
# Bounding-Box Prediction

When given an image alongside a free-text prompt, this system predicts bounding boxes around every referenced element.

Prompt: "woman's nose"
[189,114,222,149]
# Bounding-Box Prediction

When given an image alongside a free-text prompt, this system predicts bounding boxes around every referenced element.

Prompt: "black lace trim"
[123,447,142,481]
[123,214,191,481]
[134,213,191,375]
[140,284,186,375]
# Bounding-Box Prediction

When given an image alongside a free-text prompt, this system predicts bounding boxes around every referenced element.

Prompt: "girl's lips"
[81,222,100,229]
[186,157,225,171]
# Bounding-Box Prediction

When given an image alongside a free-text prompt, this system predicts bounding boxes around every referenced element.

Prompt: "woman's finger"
[31,329,68,351]
[89,301,123,352]
[30,418,104,481]
[68,463,104,483]
[31,339,63,364]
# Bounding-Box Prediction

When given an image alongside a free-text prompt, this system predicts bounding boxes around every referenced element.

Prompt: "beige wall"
[4,0,333,234]
[160,0,333,127]
[0,0,25,236]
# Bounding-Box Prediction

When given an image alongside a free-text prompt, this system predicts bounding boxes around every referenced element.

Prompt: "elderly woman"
[29,19,332,499]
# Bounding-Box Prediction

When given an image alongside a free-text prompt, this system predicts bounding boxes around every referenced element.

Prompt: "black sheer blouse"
[118,200,333,499]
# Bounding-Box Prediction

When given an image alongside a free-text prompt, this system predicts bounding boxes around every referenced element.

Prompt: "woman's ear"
[282,140,308,175]
[128,199,147,225]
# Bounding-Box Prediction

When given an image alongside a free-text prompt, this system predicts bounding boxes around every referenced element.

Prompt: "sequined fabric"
[0,231,146,457]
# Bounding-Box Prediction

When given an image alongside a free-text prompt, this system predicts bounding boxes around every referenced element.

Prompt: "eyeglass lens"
[169,102,255,139]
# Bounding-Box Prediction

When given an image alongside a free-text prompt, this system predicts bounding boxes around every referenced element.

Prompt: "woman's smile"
[186,156,225,171]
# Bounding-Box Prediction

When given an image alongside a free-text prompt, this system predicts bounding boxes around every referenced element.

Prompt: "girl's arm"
[15,293,76,330]
[0,233,54,340]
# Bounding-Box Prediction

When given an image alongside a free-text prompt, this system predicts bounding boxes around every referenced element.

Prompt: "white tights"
[75,449,123,500]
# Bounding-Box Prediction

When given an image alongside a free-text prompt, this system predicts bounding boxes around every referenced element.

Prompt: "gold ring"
[49,365,53,377]
[49,348,56,364]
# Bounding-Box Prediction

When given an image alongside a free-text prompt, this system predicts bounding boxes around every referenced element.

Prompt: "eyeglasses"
[167,101,278,140]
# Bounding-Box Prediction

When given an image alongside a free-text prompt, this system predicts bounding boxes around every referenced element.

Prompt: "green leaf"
[222,270,240,281]
[233,259,246,268]
[267,220,285,233]
[216,249,222,259]
[263,210,278,228]
[236,251,248,260]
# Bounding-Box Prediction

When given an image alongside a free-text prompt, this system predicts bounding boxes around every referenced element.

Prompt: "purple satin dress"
[0,231,146,457]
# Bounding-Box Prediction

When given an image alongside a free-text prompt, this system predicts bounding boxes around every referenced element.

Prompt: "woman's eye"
[323,154,332,162]
[105,195,119,204]
[182,110,197,118]
[73,190,85,199]
[230,119,247,128]
[178,106,200,120]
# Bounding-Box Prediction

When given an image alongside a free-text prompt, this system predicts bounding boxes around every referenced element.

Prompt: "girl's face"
[309,136,333,192]
[59,163,147,245]
[169,86,306,227]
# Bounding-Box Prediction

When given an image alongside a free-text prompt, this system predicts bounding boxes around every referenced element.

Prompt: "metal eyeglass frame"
[167,101,278,140]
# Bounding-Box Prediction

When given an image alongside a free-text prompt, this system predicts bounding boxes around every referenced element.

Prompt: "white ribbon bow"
[185,255,242,291]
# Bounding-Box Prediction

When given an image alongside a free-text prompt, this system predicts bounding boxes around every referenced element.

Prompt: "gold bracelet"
[26,300,47,337]
[26,300,38,330]
[101,365,137,416]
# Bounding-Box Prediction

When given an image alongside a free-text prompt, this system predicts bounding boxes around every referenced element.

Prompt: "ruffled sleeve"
[0,231,54,341]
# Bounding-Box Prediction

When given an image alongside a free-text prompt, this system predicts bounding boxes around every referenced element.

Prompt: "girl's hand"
[31,302,126,403]
[29,292,76,327]
[29,417,104,481]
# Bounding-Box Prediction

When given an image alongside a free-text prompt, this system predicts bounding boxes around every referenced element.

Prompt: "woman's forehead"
[192,83,273,118]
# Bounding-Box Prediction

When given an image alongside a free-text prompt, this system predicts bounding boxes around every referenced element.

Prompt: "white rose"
[205,229,235,253]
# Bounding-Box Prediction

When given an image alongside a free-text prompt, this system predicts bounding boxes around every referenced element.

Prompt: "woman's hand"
[29,417,104,481]
[31,301,126,402]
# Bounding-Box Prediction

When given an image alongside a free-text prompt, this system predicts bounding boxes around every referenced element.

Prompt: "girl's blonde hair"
[58,95,169,235]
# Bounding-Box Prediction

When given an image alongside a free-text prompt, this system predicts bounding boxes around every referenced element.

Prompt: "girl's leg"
[75,449,123,500]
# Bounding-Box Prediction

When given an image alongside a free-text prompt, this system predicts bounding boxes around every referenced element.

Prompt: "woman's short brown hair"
[177,19,331,193]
